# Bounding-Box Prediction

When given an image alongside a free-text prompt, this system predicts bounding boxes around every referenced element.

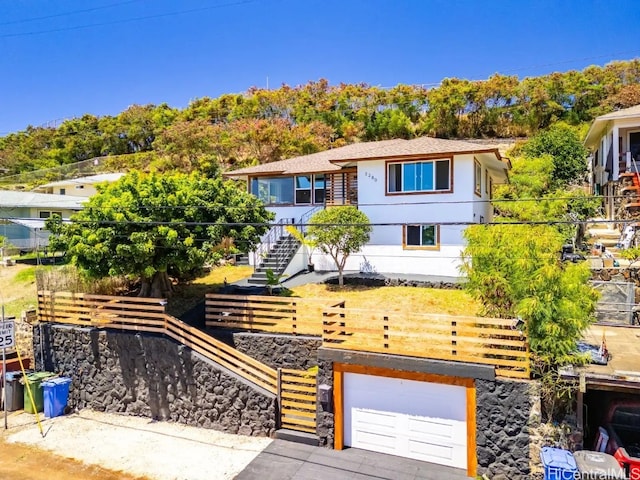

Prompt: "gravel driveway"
[4,409,272,480]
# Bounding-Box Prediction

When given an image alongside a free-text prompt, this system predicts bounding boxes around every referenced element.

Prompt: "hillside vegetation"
[1,59,639,181]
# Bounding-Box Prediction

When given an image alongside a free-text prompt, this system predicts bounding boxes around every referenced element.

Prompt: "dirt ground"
[0,409,271,480]
[0,438,148,480]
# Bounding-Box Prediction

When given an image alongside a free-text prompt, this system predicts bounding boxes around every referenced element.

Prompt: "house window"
[295,176,312,204]
[250,177,294,205]
[387,159,450,194]
[39,211,62,219]
[59,188,66,195]
[314,174,325,204]
[403,224,439,249]
[294,175,326,205]
[474,159,482,196]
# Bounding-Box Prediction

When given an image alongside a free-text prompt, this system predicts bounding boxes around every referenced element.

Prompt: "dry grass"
[290,283,480,315]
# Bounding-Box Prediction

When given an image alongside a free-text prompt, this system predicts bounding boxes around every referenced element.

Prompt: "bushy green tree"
[307,207,371,286]
[461,224,598,368]
[46,171,273,297]
[461,224,598,418]
[517,123,589,186]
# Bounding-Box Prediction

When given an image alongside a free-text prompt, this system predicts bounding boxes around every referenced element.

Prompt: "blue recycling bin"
[42,377,72,418]
[541,447,579,480]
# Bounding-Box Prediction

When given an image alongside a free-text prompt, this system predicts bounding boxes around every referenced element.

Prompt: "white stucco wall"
[259,153,503,278]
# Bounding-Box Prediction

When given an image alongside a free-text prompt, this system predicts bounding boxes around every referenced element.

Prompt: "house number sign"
[364,172,378,182]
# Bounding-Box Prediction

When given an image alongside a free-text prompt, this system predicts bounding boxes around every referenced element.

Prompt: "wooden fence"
[37,291,278,394]
[277,368,318,434]
[205,294,345,335]
[322,307,530,379]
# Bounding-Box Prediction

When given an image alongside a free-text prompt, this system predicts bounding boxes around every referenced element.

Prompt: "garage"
[334,364,476,474]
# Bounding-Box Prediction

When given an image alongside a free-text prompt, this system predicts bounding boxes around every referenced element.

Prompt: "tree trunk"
[139,272,173,298]
[338,266,344,286]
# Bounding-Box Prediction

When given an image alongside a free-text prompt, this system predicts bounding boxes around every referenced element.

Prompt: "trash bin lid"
[573,450,625,478]
[42,377,72,387]
[4,371,24,381]
[25,372,56,382]
[540,447,578,470]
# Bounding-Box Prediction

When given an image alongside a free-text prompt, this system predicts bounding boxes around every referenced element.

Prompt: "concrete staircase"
[587,220,621,251]
[247,235,300,285]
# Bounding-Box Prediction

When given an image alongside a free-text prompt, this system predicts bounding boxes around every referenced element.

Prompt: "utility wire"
[0,0,258,39]
[0,1,143,26]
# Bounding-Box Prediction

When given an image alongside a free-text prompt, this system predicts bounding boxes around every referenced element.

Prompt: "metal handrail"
[253,218,291,270]
[298,206,322,234]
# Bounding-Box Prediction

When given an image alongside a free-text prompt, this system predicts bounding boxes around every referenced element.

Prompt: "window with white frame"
[387,159,451,193]
[403,224,439,249]
[474,159,482,196]
[295,174,325,205]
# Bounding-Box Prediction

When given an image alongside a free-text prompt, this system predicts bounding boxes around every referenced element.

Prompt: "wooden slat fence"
[277,368,318,434]
[205,294,345,336]
[37,291,278,394]
[322,307,530,379]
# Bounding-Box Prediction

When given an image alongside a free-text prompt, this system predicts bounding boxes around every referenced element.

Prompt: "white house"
[225,137,510,278]
[0,172,126,251]
[32,172,126,198]
[584,104,640,219]
[0,191,85,250]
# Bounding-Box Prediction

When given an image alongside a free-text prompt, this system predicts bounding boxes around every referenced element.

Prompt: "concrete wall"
[34,325,276,437]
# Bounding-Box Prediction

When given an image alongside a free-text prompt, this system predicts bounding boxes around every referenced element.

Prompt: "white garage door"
[343,372,468,469]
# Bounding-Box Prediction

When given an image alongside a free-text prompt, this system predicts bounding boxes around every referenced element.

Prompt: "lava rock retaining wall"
[231,333,321,370]
[476,378,533,479]
[33,324,276,437]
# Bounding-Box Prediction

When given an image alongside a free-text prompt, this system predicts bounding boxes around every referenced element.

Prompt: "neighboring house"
[585,104,640,219]
[225,137,510,279]
[0,191,85,250]
[32,172,125,198]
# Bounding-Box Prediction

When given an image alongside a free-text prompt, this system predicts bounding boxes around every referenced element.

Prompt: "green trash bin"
[22,372,55,414]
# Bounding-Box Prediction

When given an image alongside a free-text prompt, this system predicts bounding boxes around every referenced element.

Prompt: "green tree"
[461,224,598,417]
[517,123,589,186]
[307,207,371,286]
[46,171,273,298]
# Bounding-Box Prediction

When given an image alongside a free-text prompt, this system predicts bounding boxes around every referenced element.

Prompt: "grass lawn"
[0,261,480,320]
[0,264,39,318]
[167,265,253,317]
[290,283,480,316]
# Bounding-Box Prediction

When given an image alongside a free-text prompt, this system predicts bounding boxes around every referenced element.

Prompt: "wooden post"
[451,319,457,357]
[276,368,282,429]
[383,315,389,350]
[292,300,297,335]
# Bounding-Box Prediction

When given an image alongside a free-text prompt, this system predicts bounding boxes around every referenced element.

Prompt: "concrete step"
[588,229,621,239]
[273,429,319,446]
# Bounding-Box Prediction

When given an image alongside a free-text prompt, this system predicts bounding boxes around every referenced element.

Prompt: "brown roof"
[225,137,501,178]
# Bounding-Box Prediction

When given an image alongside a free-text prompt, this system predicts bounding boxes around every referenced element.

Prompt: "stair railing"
[253,218,291,271]
[298,206,323,235]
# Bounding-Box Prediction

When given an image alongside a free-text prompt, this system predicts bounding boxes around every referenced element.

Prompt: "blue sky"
[0,0,639,134]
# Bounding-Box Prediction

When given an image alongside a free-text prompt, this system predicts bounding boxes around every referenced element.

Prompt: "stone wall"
[325,275,461,289]
[476,379,533,480]
[316,359,333,447]
[34,324,276,437]
[231,333,321,370]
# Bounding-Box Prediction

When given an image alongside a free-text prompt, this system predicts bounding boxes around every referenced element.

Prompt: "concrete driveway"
[235,439,473,480]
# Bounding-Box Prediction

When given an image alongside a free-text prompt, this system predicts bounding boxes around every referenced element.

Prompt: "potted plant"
[285,225,317,272]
